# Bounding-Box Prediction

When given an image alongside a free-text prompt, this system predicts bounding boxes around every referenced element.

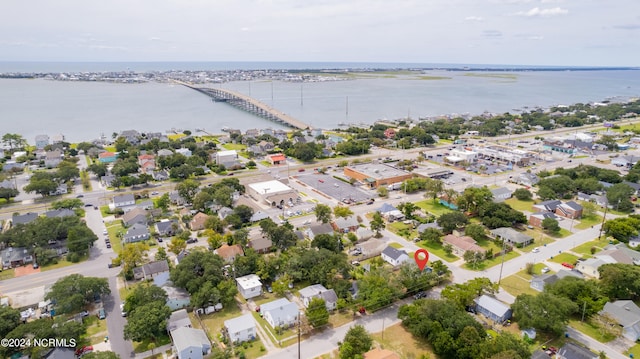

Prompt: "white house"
[171,327,211,359]
[261,298,299,329]
[216,150,239,165]
[298,284,338,311]
[236,274,262,299]
[176,148,192,157]
[380,246,409,266]
[600,300,640,342]
[224,313,257,344]
[112,194,136,211]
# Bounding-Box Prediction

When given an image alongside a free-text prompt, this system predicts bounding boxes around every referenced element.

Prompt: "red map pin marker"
[414,249,430,271]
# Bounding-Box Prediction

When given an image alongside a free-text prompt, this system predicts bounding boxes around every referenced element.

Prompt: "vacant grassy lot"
[569,319,616,343]
[414,200,454,216]
[499,265,548,297]
[549,252,581,265]
[463,250,520,271]
[574,214,603,230]
[572,240,605,256]
[223,143,247,151]
[370,323,436,359]
[504,198,536,212]
[416,241,459,263]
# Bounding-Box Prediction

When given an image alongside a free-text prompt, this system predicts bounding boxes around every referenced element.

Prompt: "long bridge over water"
[176,81,312,130]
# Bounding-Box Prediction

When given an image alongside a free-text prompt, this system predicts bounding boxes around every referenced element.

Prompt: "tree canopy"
[45,274,110,314]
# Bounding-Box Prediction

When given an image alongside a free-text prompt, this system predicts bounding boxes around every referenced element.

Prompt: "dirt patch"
[14,265,40,277]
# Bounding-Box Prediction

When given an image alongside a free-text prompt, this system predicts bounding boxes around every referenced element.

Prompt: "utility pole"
[297,312,301,359]
[497,239,508,286]
[598,200,610,240]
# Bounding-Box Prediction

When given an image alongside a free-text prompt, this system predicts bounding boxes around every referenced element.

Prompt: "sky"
[1,0,639,67]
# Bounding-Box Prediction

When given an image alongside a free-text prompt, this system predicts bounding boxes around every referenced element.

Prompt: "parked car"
[186,238,198,244]
[75,346,93,356]
[562,262,574,269]
[532,247,540,253]
[541,267,550,273]
[98,308,106,320]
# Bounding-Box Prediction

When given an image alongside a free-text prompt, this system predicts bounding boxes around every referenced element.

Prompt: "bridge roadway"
[176,81,311,130]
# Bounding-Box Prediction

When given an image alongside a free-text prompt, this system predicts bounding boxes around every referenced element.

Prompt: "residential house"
[380,246,409,266]
[155,219,178,237]
[247,144,265,156]
[236,274,262,299]
[44,150,63,168]
[175,148,192,157]
[170,326,211,359]
[217,207,233,220]
[576,244,640,278]
[576,257,610,279]
[377,203,404,221]
[249,236,273,254]
[169,191,187,206]
[442,234,486,256]
[12,212,38,225]
[162,283,191,310]
[152,170,170,181]
[599,300,640,342]
[214,244,244,263]
[258,141,275,152]
[517,173,539,186]
[122,207,148,227]
[122,223,150,243]
[556,201,583,219]
[43,347,75,359]
[1,247,34,269]
[556,343,598,359]
[141,260,170,281]
[530,270,583,292]
[305,223,335,240]
[532,200,562,213]
[44,209,75,218]
[416,222,442,234]
[157,148,173,157]
[189,212,209,231]
[489,227,533,247]
[224,314,257,344]
[101,174,116,187]
[355,227,374,241]
[49,183,68,196]
[261,298,299,329]
[137,154,156,173]
[98,152,118,163]
[112,194,135,211]
[216,150,239,165]
[119,130,140,144]
[35,135,50,149]
[298,284,338,311]
[167,309,192,332]
[624,181,640,196]
[0,179,16,190]
[356,238,387,257]
[529,211,559,228]
[268,153,286,165]
[490,187,513,202]
[474,295,512,324]
[332,217,359,233]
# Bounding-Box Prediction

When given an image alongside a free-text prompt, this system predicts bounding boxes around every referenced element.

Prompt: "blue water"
[0,62,639,143]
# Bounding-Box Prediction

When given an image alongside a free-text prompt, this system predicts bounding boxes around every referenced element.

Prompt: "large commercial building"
[343,163,413,188]
[247,180,299,207]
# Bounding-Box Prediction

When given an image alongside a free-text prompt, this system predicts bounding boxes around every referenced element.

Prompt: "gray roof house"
[122,207,148,227]
[162,282,191,311]
[474,295,512,324]
[332,217,359,233]
[112,193,136,210]
[1,247,34,269]
[489,227,533,247]
[167,308,192,332]
[381,246,409,266]
[416,222,442,234]
[141,260,170,280]
[122,223,151,243]
[600,300,640,342]
[532,200,562,213]
[44,209,76,218]
[490,187,513,202]
[298,284,338,311]
[305,223,335,240]
[261,298,299,329]
[530,270,583,292]
[224,313,257,344]
[12,212,38,225]
[170,326,211,359]
[155,219,178,236]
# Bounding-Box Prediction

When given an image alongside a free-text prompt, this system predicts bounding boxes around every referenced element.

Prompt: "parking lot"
[295,172,373,203]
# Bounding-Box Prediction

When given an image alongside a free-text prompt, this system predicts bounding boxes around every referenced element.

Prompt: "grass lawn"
[370,323,436,359]
[328,311,355,329]
[251,311,297,345]
[414,200,454,216]
[625,343,640,358]
[549,252,581,265]
[195,305,243,345]
[84,316,108,344]
[388,242,403,249]
[232,340,268,359]
[499,266,548,297]
[42,257,86,271]
[416,241,459,262]
[504,198,536,212]
[0,268,15,280]
[106,221,125,254]
[463,250,520,271]
[387,222,417,240]
[574,215,603,230]
[548,228,572,239]
[133,335,171,353]
[572,240,605,256]
[223,143,247,151]
[569,319,616,343]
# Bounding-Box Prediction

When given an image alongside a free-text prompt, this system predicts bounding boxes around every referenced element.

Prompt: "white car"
[532,247,540,253]
[541,267,550,273]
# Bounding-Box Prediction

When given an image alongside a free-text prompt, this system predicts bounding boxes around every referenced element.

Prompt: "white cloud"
[482,30,503,37]
[465,16,484,21]
[515,7,568,17]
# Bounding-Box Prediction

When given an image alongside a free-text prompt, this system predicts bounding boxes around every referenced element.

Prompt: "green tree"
[24,177,58,197]
[441,277,496,309]
[311,233,342,253]
[67,225,98,257]
[45,274,110,314]
[314,204,332,223]
[82,352,121,359]
[0,187,19,201]
[377,186,389,198]
[370,211,385,236]
[87,162,108,178]
[358,267,403,312]
[306,297,330,328]
[124,283,168,313]
[598,263,640,300]
[167,237,187,256]
[513,188,532,201]
[175,178,200,204]
[457,186,494,214]
[512,293,578,335]
[420,227,443,243]
[606,183,635,212]
[437,212,468,234]
[333,205,354,219]
[123,301,171,342]
[424,178,445,201]
[545,276,608,318]
[0,305,21,338]
[602,217,640,242]
[51,198,84,209]
[1,133,26,150]
[541,217,561,233]
[463,250,485,269]
[339,325,372,359]
[464,224,486,241]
